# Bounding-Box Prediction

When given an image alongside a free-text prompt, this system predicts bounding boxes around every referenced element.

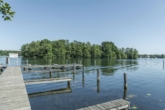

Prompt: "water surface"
[1,57,165,110]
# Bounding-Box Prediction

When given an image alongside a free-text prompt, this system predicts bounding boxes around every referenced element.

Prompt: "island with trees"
[20,39,138,59]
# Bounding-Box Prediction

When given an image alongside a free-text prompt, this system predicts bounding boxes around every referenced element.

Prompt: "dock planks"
[77,99,130,110]
[0,67,31,110]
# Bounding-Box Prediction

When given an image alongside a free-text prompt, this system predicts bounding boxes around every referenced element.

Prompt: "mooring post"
[97,79,100,93]
[6,57,8,65]
[82,66,85,76]
[49,71,52,77]
[124,73,128,90]
[67,81,70,88]
[97,69,100,93]
[123,88,127,100]
[0,67,3,72]
[97,69,100,80]
[82,74,84,87]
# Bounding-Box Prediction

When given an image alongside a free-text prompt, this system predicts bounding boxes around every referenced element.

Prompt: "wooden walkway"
[0,67,31,110]
[24,77,72,85]
[77,99,130,110]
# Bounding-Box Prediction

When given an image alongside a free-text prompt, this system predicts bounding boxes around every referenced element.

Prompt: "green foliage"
[0,50,20,55]
[139,54,165,58]
[0,0,15,21]
[20,39,139,59]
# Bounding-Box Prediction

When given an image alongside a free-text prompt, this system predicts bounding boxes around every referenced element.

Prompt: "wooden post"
[82,66,85,87]
[97,69,100,80]
[124,73,127,90]
[82,74,84,87]
[97,69,100,93]
[49,71,52,77]
[123,88,127,100]
[82,66,85,75]
[0,67,3,72]
[6,57,8,65]
[67,81,70,88]
[97,79,100,93]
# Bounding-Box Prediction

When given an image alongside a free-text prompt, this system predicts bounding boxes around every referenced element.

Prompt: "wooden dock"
[77,99,130,110]
[0,67,31,110]
[24,77,72,85]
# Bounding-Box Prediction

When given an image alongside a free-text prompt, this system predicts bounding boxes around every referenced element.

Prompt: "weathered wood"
[0,67,31,110]
[67,81,71,88]
[0,66,3,72]
[124,73,127,90]
[6,57,8,64]
[77,99,130,110]
[24,78,72,85]
[49,71,52,77]
[123,89,127,100]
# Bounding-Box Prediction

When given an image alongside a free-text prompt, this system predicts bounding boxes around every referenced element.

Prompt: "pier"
[0,63,130,110]
[0,67,31,110]
[77,99,130,110]
[0,66,73,110]
[24,77,71,85]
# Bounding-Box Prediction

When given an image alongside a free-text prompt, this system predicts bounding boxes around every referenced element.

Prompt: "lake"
[0,57,165,110]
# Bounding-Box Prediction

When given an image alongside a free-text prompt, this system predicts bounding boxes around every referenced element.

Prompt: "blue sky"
[0,0,165,54]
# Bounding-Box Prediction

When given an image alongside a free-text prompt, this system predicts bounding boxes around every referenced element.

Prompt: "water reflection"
[28,87,72,98]
[101,68,117,76]
[123,89,127,100]
[97,79,100,93]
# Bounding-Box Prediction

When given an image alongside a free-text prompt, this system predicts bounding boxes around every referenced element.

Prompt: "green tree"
[83,42,91,58]
[0,0,15,21]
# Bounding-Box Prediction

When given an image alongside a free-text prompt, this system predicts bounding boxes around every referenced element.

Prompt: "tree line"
[139,54,165,58]
[20,39,138,59]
